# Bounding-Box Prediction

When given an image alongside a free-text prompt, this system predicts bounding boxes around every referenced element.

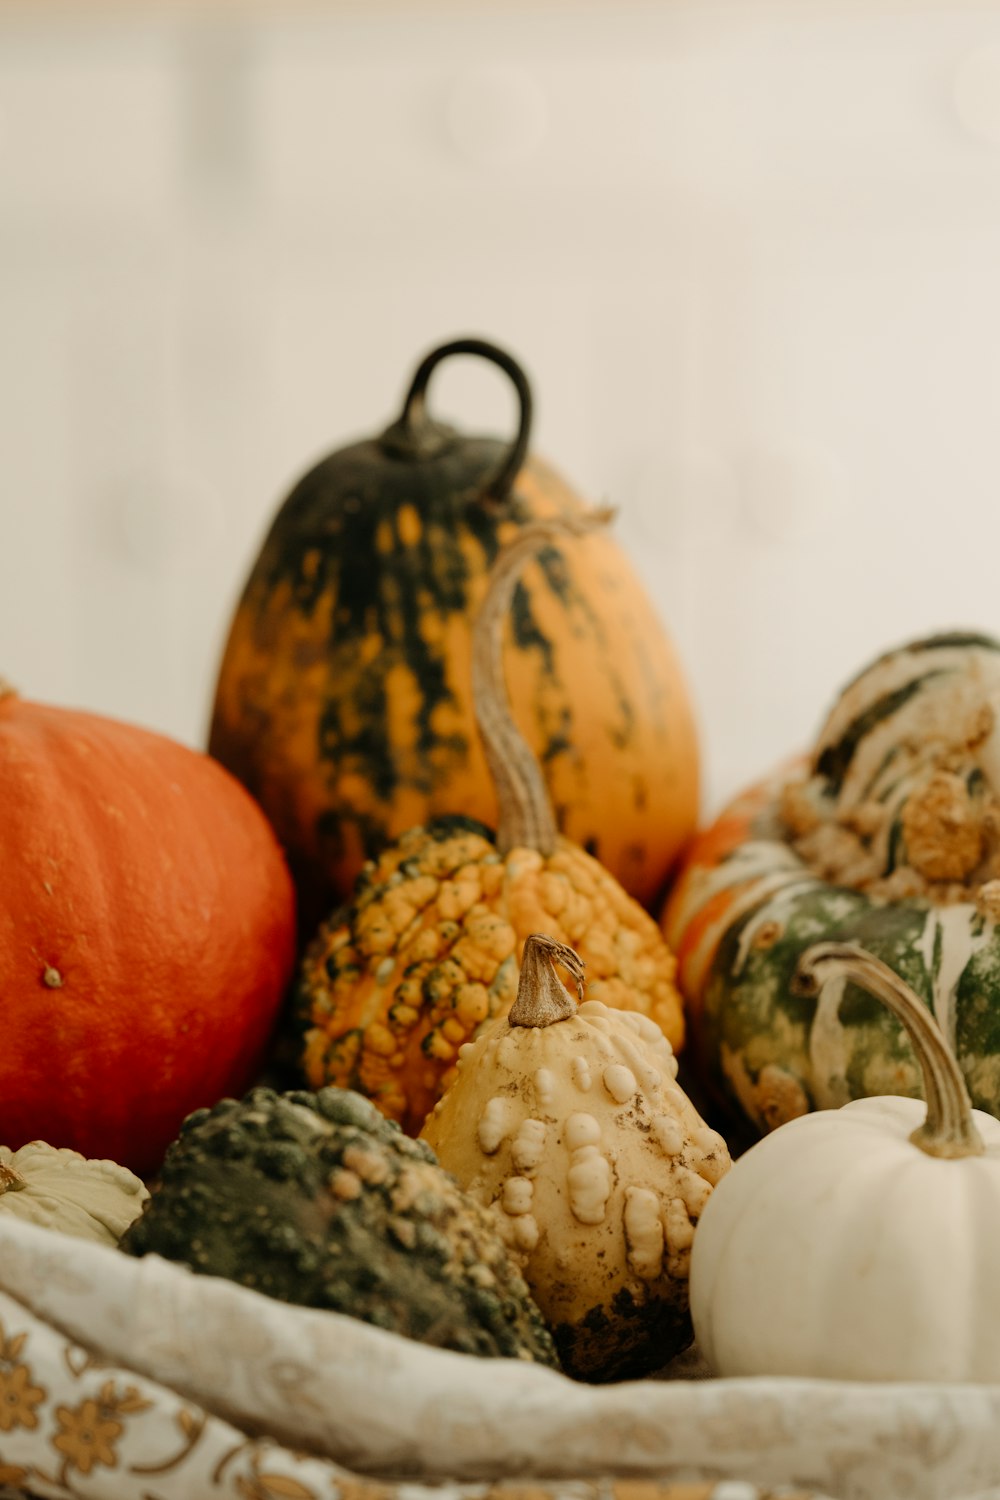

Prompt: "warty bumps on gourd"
[294,513,686,1136]
[422,934,731,1382]
[665,632,1000,1137]
[120,1084,560,1368]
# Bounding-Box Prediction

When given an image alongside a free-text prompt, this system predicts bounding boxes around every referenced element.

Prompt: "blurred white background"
[4,0,1000,817]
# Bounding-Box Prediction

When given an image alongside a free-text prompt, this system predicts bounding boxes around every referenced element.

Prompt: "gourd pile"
[6,335,1000,1390]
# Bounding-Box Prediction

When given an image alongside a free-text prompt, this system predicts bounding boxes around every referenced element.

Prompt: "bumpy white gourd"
[421,933,731,1382]
[690,940,1000,1383]
[0,1141,149,1246]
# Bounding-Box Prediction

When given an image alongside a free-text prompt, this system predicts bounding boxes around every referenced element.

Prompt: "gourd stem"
[509,933,585,1028]
[0,678,16,705]
[472,509,613,854]
[0,1162,25,1194]
[381,338,534,498]
[794,941,986,1160]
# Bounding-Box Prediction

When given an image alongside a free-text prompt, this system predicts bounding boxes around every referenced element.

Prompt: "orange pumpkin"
[209,338,699,933]
[0,680,297,1174]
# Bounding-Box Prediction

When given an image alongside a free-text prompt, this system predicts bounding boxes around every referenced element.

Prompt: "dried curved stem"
[472,508,614,853]
[509,933,586,1028]
[0,678,17,705]
[794,940,985,1159]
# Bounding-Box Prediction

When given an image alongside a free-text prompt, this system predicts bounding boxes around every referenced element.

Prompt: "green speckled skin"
[702,882,934,1124]
[119,1086,560,1367]
[691,842,1000,1132]
[208,386,700,935]
[666,634,1000,1137]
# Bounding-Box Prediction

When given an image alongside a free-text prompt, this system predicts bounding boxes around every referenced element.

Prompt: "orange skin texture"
[298,822,685,1136]
[0,693,297,1175]
[210,456,700,925]
[661,771,793,1026]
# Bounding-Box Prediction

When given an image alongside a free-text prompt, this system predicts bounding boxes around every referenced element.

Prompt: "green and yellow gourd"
[120,1085,560,1367]
[209,338,699,933]
[664,632,1000,1136]
[295,513,685,1137]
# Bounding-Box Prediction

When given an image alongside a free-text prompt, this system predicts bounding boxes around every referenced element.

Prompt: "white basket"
[1,1215,999,1500]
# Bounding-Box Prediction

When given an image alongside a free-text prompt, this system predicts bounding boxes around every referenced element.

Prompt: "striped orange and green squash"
[663,632,1000,1137]
[295,512,686,1136]
[209,339,699,933]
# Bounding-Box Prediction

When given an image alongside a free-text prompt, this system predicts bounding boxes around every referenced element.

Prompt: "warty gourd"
[120,1084,560,1368]
[421,933,731,1381]
[296,514,685,1136]
[665,631,1000,1137]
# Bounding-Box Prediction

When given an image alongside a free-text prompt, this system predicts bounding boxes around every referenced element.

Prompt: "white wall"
[4,0,1000,816]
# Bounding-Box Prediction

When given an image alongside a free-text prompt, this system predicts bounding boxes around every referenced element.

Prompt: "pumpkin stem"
[794,941,986,1160]
[379,338,533,502]
[0,1162,26,1194]
[509,933,585,1028]
[0,678,16,705]
[473,508,615,854]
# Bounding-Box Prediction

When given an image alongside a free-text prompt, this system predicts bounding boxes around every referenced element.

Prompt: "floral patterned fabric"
[0,1286,824,1500]
[0,1214,998,1500]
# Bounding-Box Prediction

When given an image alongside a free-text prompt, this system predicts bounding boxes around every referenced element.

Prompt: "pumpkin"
[120,1084,560,1367]
[663,631,1000,1137]
[690,940,1000,1382]
[0,1141,148,1246]
[295,513,685,1135]
[0,680,297,1175]
[421,933,730,1382]
[208,336,699,932]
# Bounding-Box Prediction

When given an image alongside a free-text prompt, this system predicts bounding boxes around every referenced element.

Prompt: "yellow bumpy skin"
[298,817,683,1135]
[296,514,686,1137]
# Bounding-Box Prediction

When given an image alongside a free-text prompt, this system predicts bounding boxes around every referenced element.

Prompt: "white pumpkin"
[421,933,731,1382]
[0,1141,149,1246]
[690,940,1000,1382]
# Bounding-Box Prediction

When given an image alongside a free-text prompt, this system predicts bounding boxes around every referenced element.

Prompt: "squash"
[690,941,1000,1381]
[295,513,685,1135]
[0,1141,148,1246]
[208,336,699,932]
[663,631,1000,1137]
[120,1084,560,1367]
[0,679,297,1175]
[421,933,730,1382]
